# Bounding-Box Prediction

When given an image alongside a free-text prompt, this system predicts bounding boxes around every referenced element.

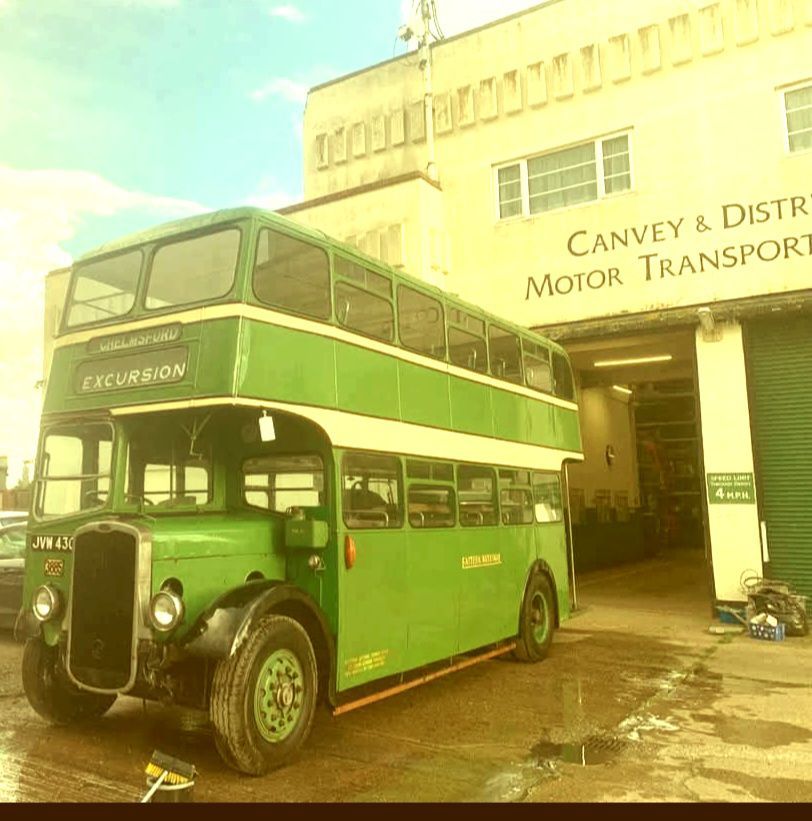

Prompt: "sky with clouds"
[0,0,544,486]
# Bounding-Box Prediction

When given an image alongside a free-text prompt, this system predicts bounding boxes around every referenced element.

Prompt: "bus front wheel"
[210,614,318,775]
[514,572,555,662]
[22,639,116,724]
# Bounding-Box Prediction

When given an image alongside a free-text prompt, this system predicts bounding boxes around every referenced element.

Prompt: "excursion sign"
[75,347,189,394]
[706,472,756,505]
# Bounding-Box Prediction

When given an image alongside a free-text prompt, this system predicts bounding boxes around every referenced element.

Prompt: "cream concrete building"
[281,0,812,607]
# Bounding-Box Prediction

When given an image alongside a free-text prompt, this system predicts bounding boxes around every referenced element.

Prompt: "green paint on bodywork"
[27,206,581,703]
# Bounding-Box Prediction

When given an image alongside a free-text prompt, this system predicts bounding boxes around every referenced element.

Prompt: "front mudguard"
[181,581,336,702]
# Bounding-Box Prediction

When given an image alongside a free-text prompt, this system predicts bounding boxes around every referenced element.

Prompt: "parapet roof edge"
[308,0,567,95]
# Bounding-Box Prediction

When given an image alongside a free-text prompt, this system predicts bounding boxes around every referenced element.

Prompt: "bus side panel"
[534,522,571,622]
[335,528,408,691]
[527,398,556,447]
[239,321,338,407]
[554,406,583,453]
[335,344,399,419]
[404,528,459,670]
[457,526,513,652]
[398,361,451,429]
[449,376,495,437]
[491,389,527,444]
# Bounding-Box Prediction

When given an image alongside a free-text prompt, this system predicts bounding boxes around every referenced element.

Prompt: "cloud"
[399,0,545,40]
[250,77,309,104]
[0,166,206,485]
[269,4,306,23]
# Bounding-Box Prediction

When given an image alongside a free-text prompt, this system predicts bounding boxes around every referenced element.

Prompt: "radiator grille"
[68,528,137,691]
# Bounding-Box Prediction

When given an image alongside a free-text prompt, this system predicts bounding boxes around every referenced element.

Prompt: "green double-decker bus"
[18,207,583,774]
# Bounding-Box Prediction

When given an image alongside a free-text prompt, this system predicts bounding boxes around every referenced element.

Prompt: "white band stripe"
[108,396,584,470]
[55,304,578,412]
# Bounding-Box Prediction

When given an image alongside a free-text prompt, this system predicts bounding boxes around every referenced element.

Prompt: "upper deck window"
[66,251,142,328]
[523,339,552,393]
[254,229,330,320]
[397,286,446,359]
[488,325,523,384]
[146,229,240,309]
[448,307,487,373]
[552,351,575,401]
[334,256,394,342]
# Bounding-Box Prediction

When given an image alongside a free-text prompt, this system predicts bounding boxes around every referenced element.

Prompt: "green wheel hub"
[530,591,550,645]
[253,649,305,743]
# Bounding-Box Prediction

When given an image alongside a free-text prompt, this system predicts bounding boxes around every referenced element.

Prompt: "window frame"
[457,464,499,528]
[144,226,242,313]
[531,471,565,524]
[33,421,115,522]
[64,248,144,330]
[396,284,448,361]
[522,337,553,395]
[241,452,326,514]
[341,451,404,531]
[251,226,332,321]
[407,482,457,529]
[488,323,524,385]
[494,131,633,221]
[333,254,395,343]
[782,80,812,155]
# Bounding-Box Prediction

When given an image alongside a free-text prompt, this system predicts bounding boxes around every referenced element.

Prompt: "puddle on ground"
[531,734,628,766]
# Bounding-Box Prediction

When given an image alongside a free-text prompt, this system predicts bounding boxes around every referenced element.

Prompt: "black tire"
[210,614,318,776]
[514,571,556,663]
[22,639,116,724]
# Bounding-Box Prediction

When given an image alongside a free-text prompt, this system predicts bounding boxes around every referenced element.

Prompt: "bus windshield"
[34,423,113,519]
[65,228,241,329]
[66,251,142,328]
[125,422,213,509]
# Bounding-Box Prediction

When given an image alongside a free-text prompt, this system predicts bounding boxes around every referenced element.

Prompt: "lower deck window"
[408,485,455,528]
[458,465,498,526]
[499,469,534,525]
[342,452,402,529]
[532,473,563,523]
[243,454,324,512]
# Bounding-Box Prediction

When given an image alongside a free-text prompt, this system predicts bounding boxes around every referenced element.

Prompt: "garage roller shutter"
[746,315,812,600]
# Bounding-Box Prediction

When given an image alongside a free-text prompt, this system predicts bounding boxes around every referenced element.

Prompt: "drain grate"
[532,734,628,766]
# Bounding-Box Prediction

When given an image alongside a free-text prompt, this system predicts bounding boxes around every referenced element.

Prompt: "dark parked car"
[0,522,26,630]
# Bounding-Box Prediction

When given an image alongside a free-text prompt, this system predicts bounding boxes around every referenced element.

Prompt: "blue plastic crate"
[748,622,785,641]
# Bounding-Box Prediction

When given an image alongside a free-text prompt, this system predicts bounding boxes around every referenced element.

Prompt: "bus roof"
[75,206,566,354]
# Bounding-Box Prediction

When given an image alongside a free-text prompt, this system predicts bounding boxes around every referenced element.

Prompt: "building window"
[496,134,631,219]
[785,85,812,152]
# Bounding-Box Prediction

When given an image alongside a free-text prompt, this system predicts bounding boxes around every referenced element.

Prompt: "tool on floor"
[141,750,197,803]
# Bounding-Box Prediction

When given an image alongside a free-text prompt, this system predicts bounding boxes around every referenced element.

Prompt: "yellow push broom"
[141,750,197,803]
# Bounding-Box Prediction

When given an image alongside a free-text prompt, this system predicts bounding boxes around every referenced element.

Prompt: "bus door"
[456,465,514,651]
[336,451,408,691]
[403,460,459,668]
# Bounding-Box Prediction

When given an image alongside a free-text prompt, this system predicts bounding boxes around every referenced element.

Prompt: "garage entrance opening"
[562,330,708,601]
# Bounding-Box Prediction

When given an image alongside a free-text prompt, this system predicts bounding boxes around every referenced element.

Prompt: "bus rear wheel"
[514,572,555,663]
[22,638,116,724]
[210,614,318,775]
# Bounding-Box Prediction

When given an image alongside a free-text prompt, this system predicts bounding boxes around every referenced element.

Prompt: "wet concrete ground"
[1,549,811,802]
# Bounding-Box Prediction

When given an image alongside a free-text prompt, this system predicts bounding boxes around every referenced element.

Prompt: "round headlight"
[32,585,61,622]
[149,590,184,632]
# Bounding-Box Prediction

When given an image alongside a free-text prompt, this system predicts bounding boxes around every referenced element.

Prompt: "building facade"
[282,0,812,605]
